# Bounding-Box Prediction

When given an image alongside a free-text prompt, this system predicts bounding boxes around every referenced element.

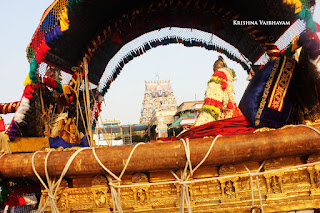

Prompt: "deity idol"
[194,56,242,126]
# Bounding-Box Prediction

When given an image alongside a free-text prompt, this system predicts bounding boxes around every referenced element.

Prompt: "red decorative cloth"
[179,115,255,139]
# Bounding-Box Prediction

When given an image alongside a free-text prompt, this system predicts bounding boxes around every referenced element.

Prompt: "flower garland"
[201,98,223,120]
[195,67,238,126]
[208,70,228,90]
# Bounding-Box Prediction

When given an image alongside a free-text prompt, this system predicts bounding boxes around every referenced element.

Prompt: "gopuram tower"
[140,80,177,125]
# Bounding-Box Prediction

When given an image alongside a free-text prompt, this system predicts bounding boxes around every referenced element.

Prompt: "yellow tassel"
[291,38,300,52]
[283,0,302,14]
[24,74,33,86]
[59,7,69,32]
[294,1,302,14]
[292,0,302,14]
[62,85,71,95]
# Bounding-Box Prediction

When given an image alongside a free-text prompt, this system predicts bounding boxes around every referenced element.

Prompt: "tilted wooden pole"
[83,57,94,146]
[0,125,320,178]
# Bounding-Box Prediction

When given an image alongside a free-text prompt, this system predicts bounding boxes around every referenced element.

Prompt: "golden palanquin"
[40,154,320,212]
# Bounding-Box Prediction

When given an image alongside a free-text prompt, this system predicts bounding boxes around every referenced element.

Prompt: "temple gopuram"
[139,80,177,125]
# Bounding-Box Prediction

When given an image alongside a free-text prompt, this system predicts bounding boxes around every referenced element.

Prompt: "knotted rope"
[93,142,145,213]
[243,161,266,213]
[170,135,222,213]
[32,147,91,213]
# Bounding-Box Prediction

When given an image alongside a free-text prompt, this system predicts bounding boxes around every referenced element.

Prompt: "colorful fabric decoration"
[2,183,39,212]
[27,0,74,64]
[4,196,27,207]
[284,28,320,58]
[62,85,71,95]
[2,180,40,208]
[0,102,20,115]
[239,56,296,128]
[282,0,302,14]
[7,121,18,141]
[59,8,69,32]
[23,74,33,86]
[265,43,281,60]
[6,0,75,140]
[6,84,40,140]
[43,75,63,93]
[297,8,317,32]
[66,0,82,11]
[283,0,317,33]
[49,135,89,149]
[25,59,39,85]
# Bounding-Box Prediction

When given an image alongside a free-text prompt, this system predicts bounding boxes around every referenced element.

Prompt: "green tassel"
[56,81,63,93]
[297,9,317,33]
[297,8,307,19]
[66,0,82,11]
[29,59,39,84]
[305,10,317,32]
[307,19,317,32]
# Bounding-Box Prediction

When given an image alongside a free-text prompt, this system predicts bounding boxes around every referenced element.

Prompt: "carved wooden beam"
[1,124,320,178]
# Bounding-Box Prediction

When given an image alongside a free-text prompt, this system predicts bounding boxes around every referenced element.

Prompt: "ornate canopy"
[27,0,315,94]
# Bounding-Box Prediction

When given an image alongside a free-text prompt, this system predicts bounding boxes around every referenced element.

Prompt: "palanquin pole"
[1,124,320,179]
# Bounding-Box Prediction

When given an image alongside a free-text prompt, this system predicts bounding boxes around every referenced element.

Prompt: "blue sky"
[0,1,319,125]
[0,1,53,123]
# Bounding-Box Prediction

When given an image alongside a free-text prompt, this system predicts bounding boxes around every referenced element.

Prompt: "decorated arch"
[27,0,310,86]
